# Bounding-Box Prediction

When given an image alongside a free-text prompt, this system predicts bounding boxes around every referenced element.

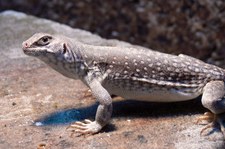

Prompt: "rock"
[0,10,224,149]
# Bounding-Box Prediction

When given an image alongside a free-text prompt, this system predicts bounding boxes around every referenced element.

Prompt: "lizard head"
[22,33,85,79]
[22,33,75,63]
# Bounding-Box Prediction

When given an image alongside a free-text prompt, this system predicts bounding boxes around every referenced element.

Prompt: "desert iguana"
[22,33,225,136]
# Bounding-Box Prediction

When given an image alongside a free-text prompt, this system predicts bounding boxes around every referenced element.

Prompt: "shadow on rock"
[34,97,205,126]
[112,98,205,118]
[34,104,98,126]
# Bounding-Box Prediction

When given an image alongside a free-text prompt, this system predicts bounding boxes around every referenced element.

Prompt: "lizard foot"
[197,112,225,136]
[67,119,102,136]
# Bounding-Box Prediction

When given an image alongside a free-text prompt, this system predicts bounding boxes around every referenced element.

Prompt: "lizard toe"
[217,113,225,137]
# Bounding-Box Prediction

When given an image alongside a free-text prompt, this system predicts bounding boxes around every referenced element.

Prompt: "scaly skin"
[22,33,225,136]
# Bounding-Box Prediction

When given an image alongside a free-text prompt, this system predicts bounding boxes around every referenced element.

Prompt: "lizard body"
[22,33,225,135]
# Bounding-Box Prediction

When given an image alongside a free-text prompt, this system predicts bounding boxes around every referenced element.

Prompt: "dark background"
[1,0,225,67]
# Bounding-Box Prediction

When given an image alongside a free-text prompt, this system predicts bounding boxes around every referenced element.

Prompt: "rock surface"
[0,11,224,149]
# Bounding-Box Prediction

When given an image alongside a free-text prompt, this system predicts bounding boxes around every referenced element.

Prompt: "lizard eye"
[36,36,52,46]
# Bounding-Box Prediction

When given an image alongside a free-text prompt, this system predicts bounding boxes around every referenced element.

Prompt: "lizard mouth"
[23,47,47,57]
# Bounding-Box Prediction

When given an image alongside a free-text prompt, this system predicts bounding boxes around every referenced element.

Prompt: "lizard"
[22,32,225,136]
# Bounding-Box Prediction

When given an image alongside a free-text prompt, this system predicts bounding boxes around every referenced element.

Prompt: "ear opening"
[63,43,67,54]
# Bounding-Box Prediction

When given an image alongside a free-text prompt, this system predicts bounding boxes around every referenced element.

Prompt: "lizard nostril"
[23,42,29,48]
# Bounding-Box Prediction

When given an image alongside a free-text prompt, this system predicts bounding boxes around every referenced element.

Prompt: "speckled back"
[83,45,225,89]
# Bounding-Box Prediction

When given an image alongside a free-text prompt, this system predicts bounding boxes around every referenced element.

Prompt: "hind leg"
[200,81,225,136]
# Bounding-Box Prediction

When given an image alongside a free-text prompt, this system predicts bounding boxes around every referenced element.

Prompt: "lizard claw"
[67,119,102,136]
[197,112,225,137]
[83,89,92,98]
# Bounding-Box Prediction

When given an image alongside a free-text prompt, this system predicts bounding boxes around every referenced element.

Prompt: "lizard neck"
[40,56,85,80]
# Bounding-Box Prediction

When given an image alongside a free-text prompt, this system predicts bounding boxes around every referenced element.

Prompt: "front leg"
[200,81,225,136]
[69,79,112,135]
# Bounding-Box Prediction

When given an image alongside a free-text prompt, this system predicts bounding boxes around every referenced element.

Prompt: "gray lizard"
[22,33,225,136]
